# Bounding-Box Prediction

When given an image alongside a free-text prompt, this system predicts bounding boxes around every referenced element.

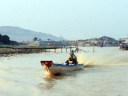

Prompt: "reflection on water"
[39,75,66,89]
[39,71,79,90]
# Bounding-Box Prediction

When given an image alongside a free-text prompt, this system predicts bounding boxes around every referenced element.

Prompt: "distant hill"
[99,36,117,41]
[0,26,65,42]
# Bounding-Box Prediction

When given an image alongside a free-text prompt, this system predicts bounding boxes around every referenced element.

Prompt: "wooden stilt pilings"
[0,46,76,55]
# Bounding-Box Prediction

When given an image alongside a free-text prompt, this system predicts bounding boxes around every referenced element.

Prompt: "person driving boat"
[65,50,78,65]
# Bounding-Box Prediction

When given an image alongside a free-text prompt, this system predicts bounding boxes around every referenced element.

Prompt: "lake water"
[0,47,128,96]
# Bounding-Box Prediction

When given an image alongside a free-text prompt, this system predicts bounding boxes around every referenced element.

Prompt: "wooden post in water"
[70,47,72,52]
[61,47,62,53]
[93,46,95,53]
[45,47,46,52]
[55,48,56,53]
[66,48,67,53]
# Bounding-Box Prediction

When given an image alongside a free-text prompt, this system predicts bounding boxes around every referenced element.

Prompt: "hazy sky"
[0,0,128,40]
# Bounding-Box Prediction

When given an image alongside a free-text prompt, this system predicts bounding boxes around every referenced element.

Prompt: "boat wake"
[77,52,128,67]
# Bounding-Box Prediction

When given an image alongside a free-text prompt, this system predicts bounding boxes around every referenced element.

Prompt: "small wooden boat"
[40,61,84,75]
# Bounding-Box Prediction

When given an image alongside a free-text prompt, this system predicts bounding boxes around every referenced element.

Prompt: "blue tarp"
[39,42,48,46]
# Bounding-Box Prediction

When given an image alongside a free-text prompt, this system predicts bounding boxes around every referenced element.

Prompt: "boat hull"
[40,61,84,75]
[120,47,128,50]
[120,43,128,50]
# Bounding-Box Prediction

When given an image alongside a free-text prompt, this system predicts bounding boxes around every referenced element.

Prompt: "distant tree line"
[0,34,18,45]
[33,37,51,41]
[33,37,41,41]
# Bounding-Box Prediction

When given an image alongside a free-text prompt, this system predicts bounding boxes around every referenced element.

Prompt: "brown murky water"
[0,47,128,96]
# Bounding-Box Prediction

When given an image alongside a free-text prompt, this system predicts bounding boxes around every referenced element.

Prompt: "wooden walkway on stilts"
[12,46,76,53]
[0,46,77,54]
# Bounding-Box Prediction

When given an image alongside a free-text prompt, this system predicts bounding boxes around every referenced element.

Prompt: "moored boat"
[120,43,128,50]
[40,61,84,75]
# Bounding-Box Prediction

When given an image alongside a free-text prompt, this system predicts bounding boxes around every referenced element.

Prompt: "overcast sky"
[0,0,128,40]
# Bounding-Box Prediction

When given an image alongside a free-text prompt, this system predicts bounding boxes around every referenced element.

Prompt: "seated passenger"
[65,50,78,65]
